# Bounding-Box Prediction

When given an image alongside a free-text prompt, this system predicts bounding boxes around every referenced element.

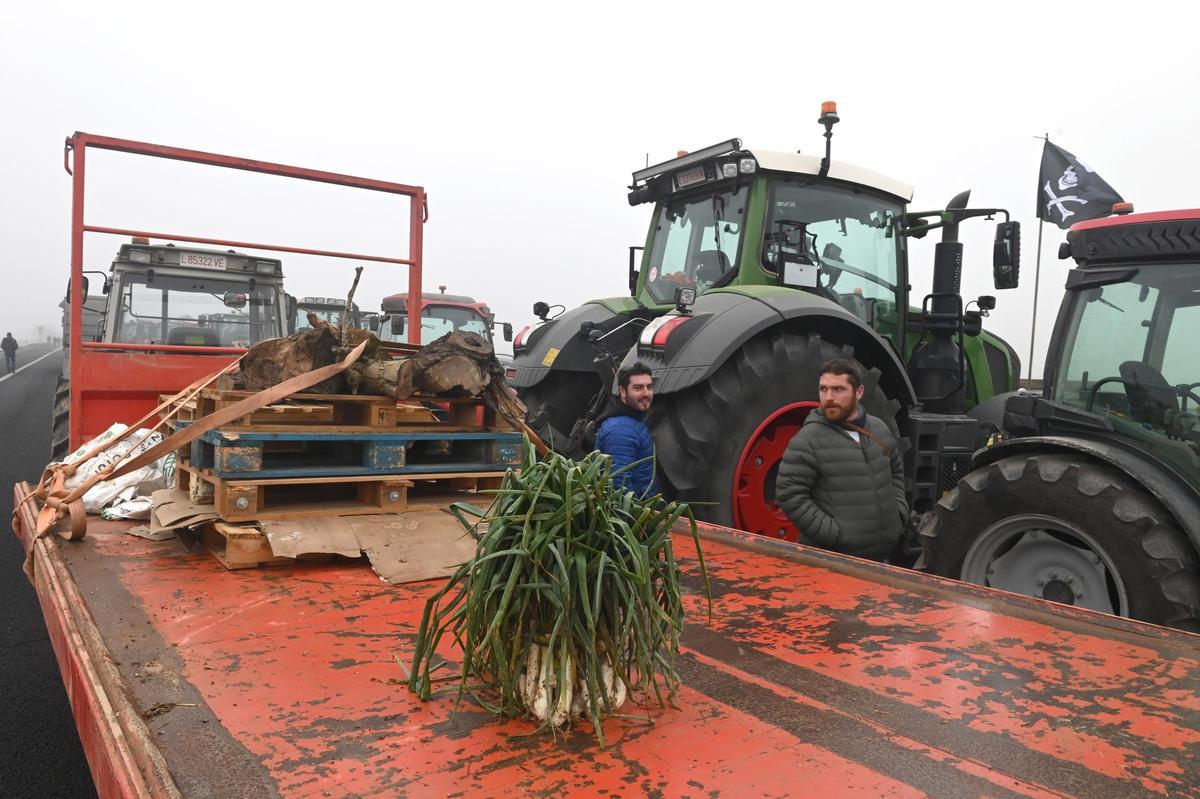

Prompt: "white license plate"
[675,165,708,189]
[178,252,227,269]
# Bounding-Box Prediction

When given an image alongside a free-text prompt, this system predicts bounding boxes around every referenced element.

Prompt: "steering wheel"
[1086,375,1200,418]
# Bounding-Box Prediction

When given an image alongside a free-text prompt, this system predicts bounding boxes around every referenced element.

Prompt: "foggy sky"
[3,1,1198,376]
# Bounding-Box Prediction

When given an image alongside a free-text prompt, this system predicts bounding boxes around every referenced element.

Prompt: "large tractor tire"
[650,329,901,543]
[923,453,1200,631]
[519,370,603,460]
[51,373,71,461]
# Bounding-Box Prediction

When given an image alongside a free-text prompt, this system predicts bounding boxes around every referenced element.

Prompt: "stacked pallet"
[162,389,522,568]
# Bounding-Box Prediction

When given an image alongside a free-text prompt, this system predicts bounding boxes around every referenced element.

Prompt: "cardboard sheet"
[261,517,362,559]
[350,512,477,585]
[256,511,475,584]
[148,489,221,537]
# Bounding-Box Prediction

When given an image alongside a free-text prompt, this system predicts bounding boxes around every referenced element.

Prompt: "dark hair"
[818,358,862,389]
[618,361,653,389]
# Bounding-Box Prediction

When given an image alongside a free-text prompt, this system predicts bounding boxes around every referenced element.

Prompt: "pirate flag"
[1036,141,1125,229]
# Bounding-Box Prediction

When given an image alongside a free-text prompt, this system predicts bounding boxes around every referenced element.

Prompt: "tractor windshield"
[764,180,902,331]
[380,304,492,345]
[1053,263,1200,479]
[645,186,748,304]
[113,273,282,347]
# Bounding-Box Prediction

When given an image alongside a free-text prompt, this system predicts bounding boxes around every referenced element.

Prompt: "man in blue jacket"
[595,362,659,497]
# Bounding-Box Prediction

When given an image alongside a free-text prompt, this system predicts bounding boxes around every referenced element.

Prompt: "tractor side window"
[1161,302,1200,388]
[646,187,747,304]
[764,181,902,333]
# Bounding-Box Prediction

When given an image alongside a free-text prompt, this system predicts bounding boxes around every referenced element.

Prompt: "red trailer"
[12,490,1200,798]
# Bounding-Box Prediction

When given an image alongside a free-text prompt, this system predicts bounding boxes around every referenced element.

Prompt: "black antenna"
[818,101,840,177]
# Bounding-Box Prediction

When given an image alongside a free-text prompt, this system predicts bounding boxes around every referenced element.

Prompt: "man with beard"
[595,362,659,497]
[775,359,907,561]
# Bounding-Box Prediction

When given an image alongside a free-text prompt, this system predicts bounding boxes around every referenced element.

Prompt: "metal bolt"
[754,457,764,467]
[777,529,786,538]
[1029,531,1039,539]
[1065,576,1074,584]
[1075,590,1084,599]
[235,496,250,510]
[387,490,402,503]
[1049,571,1059,580]
[986,566,995,576]
[1091,555,1102,565]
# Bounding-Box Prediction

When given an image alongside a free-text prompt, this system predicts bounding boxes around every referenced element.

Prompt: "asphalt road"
[0,343,98,798]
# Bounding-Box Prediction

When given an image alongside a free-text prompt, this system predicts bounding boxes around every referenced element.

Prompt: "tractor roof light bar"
[630,138,743,186]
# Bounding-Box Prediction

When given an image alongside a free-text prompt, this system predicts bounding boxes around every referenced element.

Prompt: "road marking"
[0,349,62,385]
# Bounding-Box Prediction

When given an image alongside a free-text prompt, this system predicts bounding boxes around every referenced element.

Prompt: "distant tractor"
[287,295,362,334]
[52,239,287,459]
[377,286,512,350]
[923,209,1200,630]
[509,105,1023,554]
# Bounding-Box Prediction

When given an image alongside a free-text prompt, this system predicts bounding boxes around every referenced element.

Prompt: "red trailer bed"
[13,483,1200,798]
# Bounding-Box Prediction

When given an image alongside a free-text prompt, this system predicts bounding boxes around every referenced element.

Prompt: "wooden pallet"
[178,462,504,522]
[183,426,523,479]
[162,390,517,432]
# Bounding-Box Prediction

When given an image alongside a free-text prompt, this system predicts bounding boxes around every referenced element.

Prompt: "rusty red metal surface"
[64,132,427,450]
[13,483,1200,798]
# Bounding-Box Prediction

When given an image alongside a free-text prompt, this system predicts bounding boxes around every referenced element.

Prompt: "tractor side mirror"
[81,275,89,299]
[978,295,996,312]
[502,322,513,342]
[533,301,551,321]
[993,221,1021,290]
[391,315,406,335]
[222,291,248,309]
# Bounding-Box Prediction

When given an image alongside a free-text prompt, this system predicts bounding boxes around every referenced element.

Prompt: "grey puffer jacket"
[774,408,907,561]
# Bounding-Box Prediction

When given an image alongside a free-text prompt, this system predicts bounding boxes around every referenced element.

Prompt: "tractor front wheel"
[650,329,900,542]
[923,453,1200,631]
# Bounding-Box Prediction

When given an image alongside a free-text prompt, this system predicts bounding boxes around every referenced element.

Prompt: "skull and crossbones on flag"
[1036,141,1125,230]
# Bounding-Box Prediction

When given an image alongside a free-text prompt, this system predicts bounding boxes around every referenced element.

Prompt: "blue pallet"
[186,425,524,479]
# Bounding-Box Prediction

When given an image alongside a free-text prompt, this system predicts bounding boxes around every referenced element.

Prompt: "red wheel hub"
[732,401,818,543]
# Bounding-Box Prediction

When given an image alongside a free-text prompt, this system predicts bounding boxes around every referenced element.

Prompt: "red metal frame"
[65,132,426,449]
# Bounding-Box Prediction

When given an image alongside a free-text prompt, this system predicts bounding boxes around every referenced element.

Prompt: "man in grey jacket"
[775,359,907,561]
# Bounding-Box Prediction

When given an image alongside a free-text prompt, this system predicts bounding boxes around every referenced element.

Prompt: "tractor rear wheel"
[51,373,70,461]
[923,453,1200,631]
[650,329,901,543]
[518,370,603,460]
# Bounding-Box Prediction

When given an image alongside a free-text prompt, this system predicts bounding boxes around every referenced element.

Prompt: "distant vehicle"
[287,295,361,334]
[376,287,512,349]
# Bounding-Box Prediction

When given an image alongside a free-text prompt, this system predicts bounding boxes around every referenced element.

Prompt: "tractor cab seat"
[1119,360,1179,427]
[167,326,223,347]
[693,250,731,287]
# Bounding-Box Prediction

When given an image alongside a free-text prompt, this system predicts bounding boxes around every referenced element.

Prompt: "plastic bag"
[63,423,171,515]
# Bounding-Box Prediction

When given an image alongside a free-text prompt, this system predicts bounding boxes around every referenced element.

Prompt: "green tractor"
[509,105,1023,557]
[923,209,1200,630]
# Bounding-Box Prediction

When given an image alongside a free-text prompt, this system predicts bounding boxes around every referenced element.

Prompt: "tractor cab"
[1033,211,1200,488]
[377,289,512,347]
[101,241,286,347]
[288,295,361,334]
[631,139,913,348]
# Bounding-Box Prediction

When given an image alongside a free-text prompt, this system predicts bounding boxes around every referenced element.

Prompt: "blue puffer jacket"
[595,398,659,498]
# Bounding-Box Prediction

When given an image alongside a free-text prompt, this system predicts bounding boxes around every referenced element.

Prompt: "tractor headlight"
[721,162,738,179]
[739,157,757,174]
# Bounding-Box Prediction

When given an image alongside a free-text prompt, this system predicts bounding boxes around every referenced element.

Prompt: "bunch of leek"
[407,440,708,744]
